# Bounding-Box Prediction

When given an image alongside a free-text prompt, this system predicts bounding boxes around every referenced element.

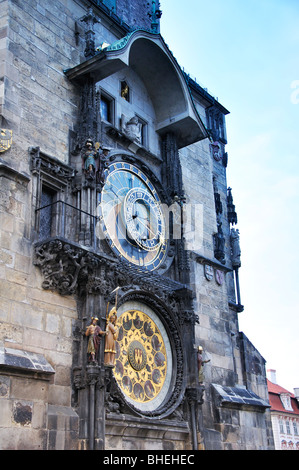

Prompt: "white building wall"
[271,412,299,450]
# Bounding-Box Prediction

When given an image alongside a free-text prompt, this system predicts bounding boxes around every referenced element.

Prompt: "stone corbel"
[33,238,101,296]
[0,158,30,186]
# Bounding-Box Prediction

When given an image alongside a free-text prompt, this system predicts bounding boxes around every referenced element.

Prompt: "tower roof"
[65,29,208,148]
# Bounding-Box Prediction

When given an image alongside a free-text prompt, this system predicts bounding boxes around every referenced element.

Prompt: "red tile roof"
[267,379,294,396]
[267,379,299,415]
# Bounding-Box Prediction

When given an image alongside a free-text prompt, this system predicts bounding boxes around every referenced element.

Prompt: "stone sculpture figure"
[230,228,241,268]
[210,141,222,161]
[121,115,142,144]
[86,316,106,363]
[104,307,118,367]
[214,222,225,264]
[197,346,210,384]
[81,139,99,178]
[97,146,110,186]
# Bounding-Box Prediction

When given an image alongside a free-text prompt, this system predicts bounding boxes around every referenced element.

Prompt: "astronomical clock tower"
[0,0,274,451]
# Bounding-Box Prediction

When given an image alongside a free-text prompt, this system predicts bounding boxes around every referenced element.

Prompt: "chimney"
[267,369,277,384]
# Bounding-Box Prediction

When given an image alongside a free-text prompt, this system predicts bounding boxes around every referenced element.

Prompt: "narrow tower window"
[39,186,56,240]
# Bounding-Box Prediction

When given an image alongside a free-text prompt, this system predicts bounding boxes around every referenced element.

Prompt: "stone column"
[94,366,106,450]
[86,364,106,450]
[161,132,184,201]
[186,387,198,450]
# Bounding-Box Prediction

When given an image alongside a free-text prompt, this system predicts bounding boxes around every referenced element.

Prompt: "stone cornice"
[191,251,233,273]
[0,347,55,380]
[29,147,74,183]
[0,158,30,186]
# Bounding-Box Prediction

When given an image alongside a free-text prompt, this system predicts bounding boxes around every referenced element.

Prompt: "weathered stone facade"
[0,0,274,450]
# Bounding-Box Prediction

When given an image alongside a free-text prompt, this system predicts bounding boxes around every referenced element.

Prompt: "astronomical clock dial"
[113,303,173,413]
[98,162,167,270]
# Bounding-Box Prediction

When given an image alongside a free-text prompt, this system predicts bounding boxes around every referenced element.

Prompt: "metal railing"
[36,200,99,251]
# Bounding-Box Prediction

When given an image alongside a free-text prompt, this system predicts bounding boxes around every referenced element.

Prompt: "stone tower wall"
[0,0,274,451]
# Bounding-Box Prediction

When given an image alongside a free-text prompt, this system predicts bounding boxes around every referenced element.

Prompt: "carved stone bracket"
[185,385,205,450]
[33,237,197,324]
[185,385,205,408]
[86,364,103,388]
[73,366,85,390]
[33,239,102,295]
[227,187,238,226]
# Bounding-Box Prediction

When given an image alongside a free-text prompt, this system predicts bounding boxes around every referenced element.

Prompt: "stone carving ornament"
[215,269,224,286]
[29,146,74,180]
[33,239,195,323]
[121,114,142,144]
[33,240,100,295]
[210,141,222,162]
[214,221,226,264]
[204,264,213,281]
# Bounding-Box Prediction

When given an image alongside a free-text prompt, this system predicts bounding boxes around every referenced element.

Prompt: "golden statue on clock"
[97,162,167,270]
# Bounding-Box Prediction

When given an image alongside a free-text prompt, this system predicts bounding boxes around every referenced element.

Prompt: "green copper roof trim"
[101,29,159,53]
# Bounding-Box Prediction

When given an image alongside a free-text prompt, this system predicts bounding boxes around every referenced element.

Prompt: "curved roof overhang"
[65,30,208,148]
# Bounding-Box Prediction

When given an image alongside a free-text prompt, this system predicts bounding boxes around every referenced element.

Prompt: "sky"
[160,0,299,393]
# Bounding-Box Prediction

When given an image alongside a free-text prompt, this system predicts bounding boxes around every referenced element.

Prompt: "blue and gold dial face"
[98,162,167,270]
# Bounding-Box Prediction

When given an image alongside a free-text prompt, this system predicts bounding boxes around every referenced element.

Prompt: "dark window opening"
[39,186,56,240]
[136,115,147,147]
[99,90,114,124]
[100,96,110,122]
[100,95,112,122]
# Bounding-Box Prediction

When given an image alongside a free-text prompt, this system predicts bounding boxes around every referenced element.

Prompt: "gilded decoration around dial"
[114,309,168,405]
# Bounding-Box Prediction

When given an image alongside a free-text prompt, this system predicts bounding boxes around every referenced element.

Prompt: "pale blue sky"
[161,0,299,393]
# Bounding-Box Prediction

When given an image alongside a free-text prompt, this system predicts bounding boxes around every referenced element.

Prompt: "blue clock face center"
[124,188,164,252]
[98,162,167,270]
